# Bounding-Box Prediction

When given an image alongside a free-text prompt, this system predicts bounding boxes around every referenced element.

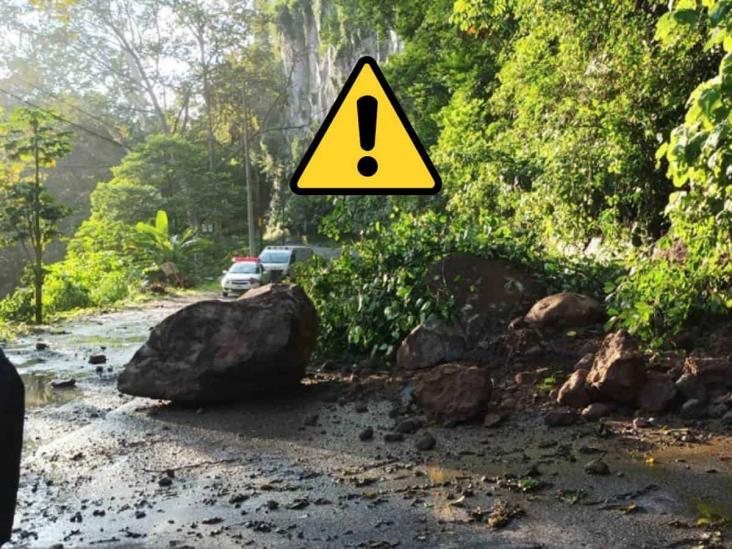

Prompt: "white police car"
[221,257,269,297]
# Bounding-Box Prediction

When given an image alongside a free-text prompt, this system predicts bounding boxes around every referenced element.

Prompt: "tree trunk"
[32,120,43,325]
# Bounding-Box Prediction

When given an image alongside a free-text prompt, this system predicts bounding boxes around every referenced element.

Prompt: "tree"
[0,108,73,324]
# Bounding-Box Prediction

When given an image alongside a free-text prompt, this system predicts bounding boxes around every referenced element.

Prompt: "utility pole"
[242,91,256,256]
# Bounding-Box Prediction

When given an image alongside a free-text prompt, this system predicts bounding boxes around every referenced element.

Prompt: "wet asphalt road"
[3,294,732,548]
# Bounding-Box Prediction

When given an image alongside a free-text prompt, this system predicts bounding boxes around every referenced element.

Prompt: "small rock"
[229,494,249,505]
[722,410,732,425]
[557,369,591,409]
[544,410,579,427]
[415,432,436,451]
[708,403,728,419]
[265,500,279,511]
[395,418,423,434]
[358,427,374,441]
[89,354,107,365]
[675,373,708,403]
[584,459,610,476]
[514,371,537,385]
[499,397,517,411]
[680,398,707,420]
[135,510,146,519]
[51,379,76,389]
[95,365,104,374]
[574,353,594,371]
[35,342,49,351]
[384,432,404,442]
[581,402,615,422]
[303,414,318,426]
[158,477,173,487]
[320,360,338,372]
[483,412,505,428]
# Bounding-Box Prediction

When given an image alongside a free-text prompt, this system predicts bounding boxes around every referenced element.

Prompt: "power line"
[13,76,128,141]
[0,86,127,149]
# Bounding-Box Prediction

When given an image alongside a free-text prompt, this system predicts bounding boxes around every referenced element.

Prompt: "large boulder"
[118,284,318,402]
[586,330,646,404]
[412,362,492,422]
[524,292,603,329]
[426,254,544,321]
[396,319,464,373]
[556,369,591,409]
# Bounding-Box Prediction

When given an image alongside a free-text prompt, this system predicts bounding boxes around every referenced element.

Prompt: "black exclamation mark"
[357,95,378,177]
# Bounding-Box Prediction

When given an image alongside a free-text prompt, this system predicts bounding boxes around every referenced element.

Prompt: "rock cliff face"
[272,0,400,146]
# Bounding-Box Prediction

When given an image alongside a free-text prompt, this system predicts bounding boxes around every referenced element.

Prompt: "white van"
[259,246,314,279]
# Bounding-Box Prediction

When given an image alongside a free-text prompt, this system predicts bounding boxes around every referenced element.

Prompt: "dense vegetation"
[1,0,731,359]
[298,0,732,356]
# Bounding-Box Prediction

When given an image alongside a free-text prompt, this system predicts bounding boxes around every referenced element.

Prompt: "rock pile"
[393,253,732,426]
[555,330,732,420]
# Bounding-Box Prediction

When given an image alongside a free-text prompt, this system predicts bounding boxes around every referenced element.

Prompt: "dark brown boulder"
[586,330,646,404]
[557,369,591,409]
[638,373,677,413]
[395,319,464,373]
[412,362,492,422]
[426,254,544,321]
[544,410,580,427]
[118,284,318,402]
[524,292,603,329]
[682,356,732,387]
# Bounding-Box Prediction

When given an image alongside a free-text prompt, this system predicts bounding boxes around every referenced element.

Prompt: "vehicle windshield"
[259,250,291,264]
[229,262,258,274]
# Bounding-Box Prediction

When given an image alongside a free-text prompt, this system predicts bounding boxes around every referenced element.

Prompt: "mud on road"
[4,294,732,548]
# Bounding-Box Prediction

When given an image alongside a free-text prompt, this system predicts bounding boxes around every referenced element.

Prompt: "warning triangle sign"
[290,56,441,195]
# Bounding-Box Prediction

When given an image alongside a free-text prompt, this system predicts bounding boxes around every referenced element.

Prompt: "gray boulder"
[396,319,465,373]
[118,284,318,402]
[524,292,603,329]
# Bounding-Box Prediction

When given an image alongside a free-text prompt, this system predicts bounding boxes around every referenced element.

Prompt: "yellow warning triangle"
[290,56,441,195]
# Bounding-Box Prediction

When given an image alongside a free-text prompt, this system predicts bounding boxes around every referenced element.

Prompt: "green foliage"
[297,203,617,359]
[132,210,211,282]
[297,0,728,351]
[0,284,34,322]
[295,210,457,359]
[606,0,732,343]
[0,107,74,323]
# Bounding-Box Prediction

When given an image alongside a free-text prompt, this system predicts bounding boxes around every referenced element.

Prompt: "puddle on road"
[21,372,81,408]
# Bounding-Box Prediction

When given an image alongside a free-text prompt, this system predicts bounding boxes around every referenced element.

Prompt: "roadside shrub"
[608,236,732,347]
[44,273,92,313]
[0,285,34,322]
[295,210,457,360]
[295,205,619,361]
